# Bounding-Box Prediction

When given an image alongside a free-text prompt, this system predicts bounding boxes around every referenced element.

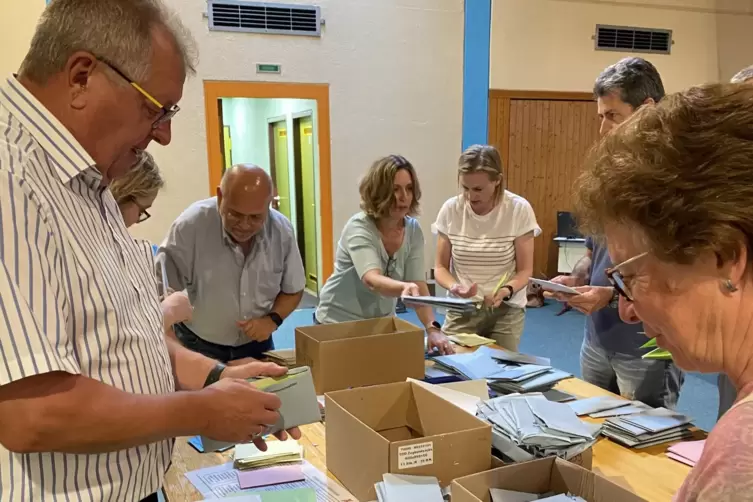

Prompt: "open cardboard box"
[452,456,645,502]
[325,381,492,501]
[295,317,424,394]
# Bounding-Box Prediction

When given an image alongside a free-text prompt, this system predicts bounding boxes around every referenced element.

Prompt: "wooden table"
[164,350,702,501]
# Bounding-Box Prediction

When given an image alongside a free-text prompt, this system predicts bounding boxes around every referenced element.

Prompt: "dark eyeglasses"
[99,58,180,129]
[606,251,648,302]
[127,196,152,223]
[384,257,397,278]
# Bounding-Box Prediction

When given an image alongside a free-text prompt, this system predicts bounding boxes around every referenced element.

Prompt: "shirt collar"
[0,75,99,185]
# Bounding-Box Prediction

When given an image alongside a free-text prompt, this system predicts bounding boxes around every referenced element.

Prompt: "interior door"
[297,116,318,293]
[488,92,600,277]
[270,121,292,220]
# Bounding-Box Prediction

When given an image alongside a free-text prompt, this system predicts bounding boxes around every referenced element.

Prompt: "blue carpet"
[275,301,718,432]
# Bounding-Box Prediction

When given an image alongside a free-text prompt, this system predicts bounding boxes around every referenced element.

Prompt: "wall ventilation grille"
[595,25,672,54]
[208,1,321,37]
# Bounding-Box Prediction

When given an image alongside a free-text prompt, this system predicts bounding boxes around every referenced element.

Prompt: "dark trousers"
[174,322,274,362]
[140,493,158,502]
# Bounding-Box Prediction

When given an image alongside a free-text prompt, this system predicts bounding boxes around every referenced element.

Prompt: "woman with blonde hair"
[110,150,165,228]
[574,83,753,500]
[433,145,540,351]
[315,155,454,354]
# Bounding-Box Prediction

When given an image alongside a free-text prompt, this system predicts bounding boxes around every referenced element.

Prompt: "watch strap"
[268,312,283,328]
[502,285,514,301]
[203,362,227,388]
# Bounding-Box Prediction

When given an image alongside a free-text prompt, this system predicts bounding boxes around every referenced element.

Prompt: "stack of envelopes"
[233,441,303,470]
[567,396,652,418]
[601,408,694,448]
[263,348,297,367]
[374,473,444,502]
[432,346,571,393]
[399,295,477,313]
[476,393,601,463]
[490,489,586,502]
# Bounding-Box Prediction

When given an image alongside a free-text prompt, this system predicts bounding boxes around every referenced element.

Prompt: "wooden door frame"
[204,81,334,282]
[488,89,594,167]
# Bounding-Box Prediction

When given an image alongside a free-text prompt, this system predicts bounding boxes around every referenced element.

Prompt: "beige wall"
[134,0,465,272]
[490,0,753,93]
[0,0,45,76]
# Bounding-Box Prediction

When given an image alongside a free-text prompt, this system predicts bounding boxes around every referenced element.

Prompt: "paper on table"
[186,460,357,501]
[567,396,630,416]
[382,473,444,502]
[408,378,481,416]
[439,379,490,400]
[667,439,705,466]
[238,464,305,489]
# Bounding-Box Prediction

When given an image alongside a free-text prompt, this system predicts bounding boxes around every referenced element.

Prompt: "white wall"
[0,0,45,76]
[490,0,740,93]
[136,0,465,277]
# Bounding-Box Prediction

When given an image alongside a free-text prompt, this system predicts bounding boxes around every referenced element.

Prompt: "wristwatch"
[429,320,442,332]
[267,311,283,328]
[609,288,620,308]
[203,362,227,388]
[501,285,514,301]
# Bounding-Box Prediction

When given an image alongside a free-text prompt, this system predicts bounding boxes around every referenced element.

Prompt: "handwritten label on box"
[397,442,434,469]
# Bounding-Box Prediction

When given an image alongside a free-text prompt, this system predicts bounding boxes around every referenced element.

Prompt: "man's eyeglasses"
[127,196,151,223]
[606,251,648,302]
[99,58,180,129]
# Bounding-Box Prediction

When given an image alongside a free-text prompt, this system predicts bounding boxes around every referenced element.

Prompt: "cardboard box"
[325,381,492,501]
[295,317,425,394]
[452,457,645,502]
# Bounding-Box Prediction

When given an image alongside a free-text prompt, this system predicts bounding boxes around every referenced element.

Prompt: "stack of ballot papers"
[374,474,444,502]
[567,396,651,418]
[476,393,601,463]
[666,439,705,467]
[399,295,477,312]
[432,346,570,393]
[263,348,296,367]
[448,333,496,347]
[490,489,586,502]
[234,441,303,471]
[602,408,694,448]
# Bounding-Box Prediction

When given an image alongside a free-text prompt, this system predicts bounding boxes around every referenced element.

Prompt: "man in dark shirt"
[552,58,683,409]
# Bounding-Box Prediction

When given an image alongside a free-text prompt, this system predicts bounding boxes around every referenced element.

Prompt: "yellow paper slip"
[448,333,495,347]
[234,440,303,465]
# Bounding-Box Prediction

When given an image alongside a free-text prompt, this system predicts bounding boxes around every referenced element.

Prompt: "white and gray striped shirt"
[0,76,174,500]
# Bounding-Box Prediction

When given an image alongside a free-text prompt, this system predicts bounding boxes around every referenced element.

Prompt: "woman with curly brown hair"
[315,155,454,354]
[574,83,753,501]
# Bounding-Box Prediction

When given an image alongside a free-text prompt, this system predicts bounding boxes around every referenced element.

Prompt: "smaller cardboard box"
[325,381,492,502]
[295,317,425,394]
[452,457,645,502]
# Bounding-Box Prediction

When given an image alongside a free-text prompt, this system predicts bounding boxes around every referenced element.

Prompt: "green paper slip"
[640,338,658,349]
[224,487,316,501]
[642,347,673,360]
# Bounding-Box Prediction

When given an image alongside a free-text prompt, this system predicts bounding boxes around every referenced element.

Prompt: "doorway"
[203,81,333,293]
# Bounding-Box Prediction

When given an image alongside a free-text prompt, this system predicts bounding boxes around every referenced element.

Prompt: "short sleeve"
[432,198,454,236]
[344,217,383,279]
[280,220,306,294]
[0,174,80,385]
[155,215,195,293]
[515,199,542,239]
[403,222,426,282]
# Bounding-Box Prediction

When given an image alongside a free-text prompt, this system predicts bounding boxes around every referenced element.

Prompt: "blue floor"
[275,301,719,432]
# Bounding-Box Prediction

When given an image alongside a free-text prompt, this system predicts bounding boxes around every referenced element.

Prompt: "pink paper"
[237,464,305,489]
[667,439,705,466]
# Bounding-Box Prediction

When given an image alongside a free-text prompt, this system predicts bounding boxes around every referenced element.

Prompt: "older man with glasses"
[0,1,300,501]
[156,164,306,365]
[551,57,684,410]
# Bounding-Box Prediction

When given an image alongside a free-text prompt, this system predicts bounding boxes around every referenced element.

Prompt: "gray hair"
[593,57,665,108]
[20,0,197,84]
[731,65,753,84]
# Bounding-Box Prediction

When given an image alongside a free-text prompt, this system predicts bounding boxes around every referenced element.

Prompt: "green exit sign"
[256,63,281,74]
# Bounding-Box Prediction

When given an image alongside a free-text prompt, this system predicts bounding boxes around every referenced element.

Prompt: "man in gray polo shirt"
[158,164,306,362]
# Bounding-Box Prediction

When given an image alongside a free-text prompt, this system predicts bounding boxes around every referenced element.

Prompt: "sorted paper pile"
[490,489,586,502]
[263,348,296,367]
[432,346,570,393]
[666,439,705,467]
[567,396,651,418]
[602,407,694,448]
[233,441,303,470]
[374,473,444,502]
[476,393,600,463]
